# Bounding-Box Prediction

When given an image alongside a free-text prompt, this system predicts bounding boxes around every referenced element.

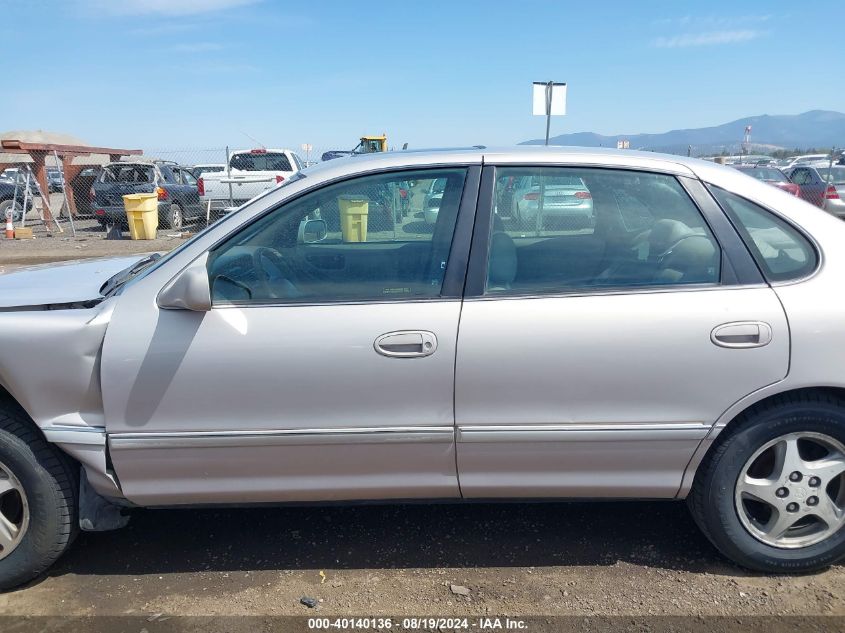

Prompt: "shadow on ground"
[49,501,740,579]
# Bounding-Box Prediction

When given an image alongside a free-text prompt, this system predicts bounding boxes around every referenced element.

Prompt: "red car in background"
[732,164,801,197]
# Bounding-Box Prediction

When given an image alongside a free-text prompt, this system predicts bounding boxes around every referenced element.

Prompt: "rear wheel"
[689,393,845,573]
[0,401,77,590]
[0,199,23,223]
[164,203,183,230]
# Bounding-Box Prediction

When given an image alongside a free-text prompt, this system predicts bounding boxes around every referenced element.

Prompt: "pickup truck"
[198,149,304,216]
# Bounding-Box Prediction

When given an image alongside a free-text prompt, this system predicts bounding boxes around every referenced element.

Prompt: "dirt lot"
[0,203,843,627]
[0,217,185,268]
[0,501,842,620]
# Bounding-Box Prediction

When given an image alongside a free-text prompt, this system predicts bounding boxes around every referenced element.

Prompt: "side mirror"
[298,218,328,243]
[157,252,212,311]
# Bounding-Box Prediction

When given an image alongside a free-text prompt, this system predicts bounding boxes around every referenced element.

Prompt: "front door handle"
[711,321,773,349]
[374,331,437,358]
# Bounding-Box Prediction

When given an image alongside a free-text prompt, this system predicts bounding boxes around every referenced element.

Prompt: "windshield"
[113,171,309,293]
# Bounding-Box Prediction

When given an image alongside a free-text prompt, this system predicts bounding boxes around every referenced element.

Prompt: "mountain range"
[521,110,845,155]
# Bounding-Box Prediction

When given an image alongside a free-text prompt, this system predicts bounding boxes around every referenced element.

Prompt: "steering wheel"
[251,247,300,300]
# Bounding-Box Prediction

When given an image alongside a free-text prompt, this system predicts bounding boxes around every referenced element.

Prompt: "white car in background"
[779,154,831,171]
[191,164,226,179]
[198,149,304,215]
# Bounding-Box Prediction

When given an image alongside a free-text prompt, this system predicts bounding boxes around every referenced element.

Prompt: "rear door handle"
[374,331,437,358]
[711,321,772,348]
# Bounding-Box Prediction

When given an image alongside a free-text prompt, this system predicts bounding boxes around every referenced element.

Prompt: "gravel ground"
[0,501,842,619]
[0,216,186,267]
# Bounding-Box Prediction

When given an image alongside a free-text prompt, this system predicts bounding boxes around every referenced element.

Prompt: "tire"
[0,199,22,223]
[164,203,183,230]
[689,392,845,573]
[0,400,77,590]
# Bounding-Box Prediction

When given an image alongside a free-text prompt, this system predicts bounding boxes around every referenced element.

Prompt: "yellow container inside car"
[338,195,369,242]
[122,193,159,240]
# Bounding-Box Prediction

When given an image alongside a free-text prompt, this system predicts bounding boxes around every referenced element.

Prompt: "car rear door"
[791,168,823,207]
[101,165,480,506]
[454,165,789,499]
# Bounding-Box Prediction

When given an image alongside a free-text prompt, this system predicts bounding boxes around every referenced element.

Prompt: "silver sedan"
[0,147,844,589]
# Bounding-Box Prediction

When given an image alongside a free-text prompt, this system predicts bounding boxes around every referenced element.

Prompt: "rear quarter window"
[709,187,817,282]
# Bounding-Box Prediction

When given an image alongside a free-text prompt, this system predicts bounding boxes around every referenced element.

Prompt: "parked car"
[47,168,63,193]
[786,165,845,217]
[0,179,35,222]
[69,167,101,216]
[423,177,446,224]
[732,165,801,196]
[92,161,203,229]
[191,164,225,179]
[4,148,845,589]
[779,154,831,171]
[510,173,594,229]
[198,149,302,215]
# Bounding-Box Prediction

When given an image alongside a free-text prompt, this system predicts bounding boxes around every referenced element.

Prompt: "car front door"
[454,165,790,498]
[100,166,479,506]
[178,168,202,218]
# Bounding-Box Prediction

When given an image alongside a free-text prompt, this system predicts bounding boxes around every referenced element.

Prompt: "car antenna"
[240,131,266,150]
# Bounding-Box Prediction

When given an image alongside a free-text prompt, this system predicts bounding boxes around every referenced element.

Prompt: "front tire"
[689,392,845,573]
[0,401,77,590]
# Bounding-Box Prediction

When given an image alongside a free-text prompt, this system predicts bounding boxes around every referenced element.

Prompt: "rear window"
[102,164,155,183]
[710,187,817,282]
[230,152,292,172]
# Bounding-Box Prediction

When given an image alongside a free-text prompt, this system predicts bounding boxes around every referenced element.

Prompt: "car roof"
[300,146,703,182]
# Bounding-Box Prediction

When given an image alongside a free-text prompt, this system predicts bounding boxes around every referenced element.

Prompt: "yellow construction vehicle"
[354,134,387,153]
[321,134,389,162]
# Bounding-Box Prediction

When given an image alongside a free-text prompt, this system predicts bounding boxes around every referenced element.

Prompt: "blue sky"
[0,0,842,153]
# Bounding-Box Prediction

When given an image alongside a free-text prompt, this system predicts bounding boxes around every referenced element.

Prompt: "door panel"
[455,165,789,499]
[102,301,462,505]
[455,288,789,498]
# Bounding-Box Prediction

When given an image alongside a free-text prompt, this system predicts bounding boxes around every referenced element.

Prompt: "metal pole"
[226,145,233,209]
[10,167,20,227]
[54,151,76,237]
[544,81,552,146]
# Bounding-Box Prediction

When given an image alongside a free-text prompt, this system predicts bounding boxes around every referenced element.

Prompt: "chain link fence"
[0,144,353,235]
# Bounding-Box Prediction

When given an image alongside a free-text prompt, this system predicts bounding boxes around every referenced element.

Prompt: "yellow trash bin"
[338,195,369,242]
[122,193,159,240]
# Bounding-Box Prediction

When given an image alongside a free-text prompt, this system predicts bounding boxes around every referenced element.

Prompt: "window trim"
[705,184,821,285]
[465,164,733,300]
[678,176,763,285]
[207,165,480,308]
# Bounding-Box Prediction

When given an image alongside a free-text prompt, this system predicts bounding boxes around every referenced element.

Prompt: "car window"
[486,167,721,295]
[102,164,155,183]
[819,167,845,184]
[230,152,292,172]
[710,187,816,282]
[790,169,810,185]
[208,168,467,304]
[182,170,197,185]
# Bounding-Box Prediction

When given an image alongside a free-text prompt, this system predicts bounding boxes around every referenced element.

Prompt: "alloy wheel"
[735,432,845,549]
[0,460,29,560]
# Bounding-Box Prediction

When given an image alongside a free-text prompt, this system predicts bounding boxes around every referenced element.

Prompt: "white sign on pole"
[301,143,313,152]
[532,82,567,116]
